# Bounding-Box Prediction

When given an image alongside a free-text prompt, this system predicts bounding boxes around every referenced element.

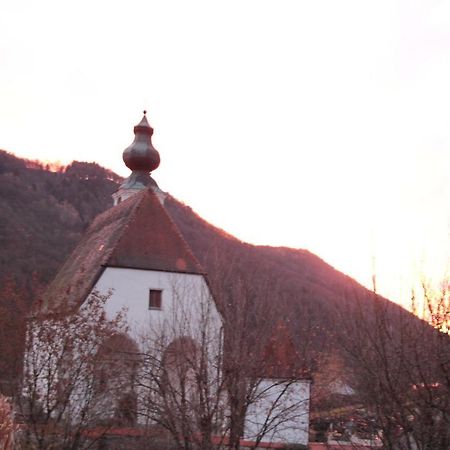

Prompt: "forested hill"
[1,149,435,398]
[0,148,400,326]
[0,150,349,301]
[0,148,376,349]
[0,149,370,310]
[0,150,121,296]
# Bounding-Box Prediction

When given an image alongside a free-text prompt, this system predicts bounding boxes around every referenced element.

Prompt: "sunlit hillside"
[0,150,438,400]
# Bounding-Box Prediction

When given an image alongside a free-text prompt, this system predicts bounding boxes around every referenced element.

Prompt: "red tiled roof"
[44,188,204,310]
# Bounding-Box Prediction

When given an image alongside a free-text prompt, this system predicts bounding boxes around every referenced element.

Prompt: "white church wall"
[244,378,311,446]
[94,267,223,428]
[94,267,221,344]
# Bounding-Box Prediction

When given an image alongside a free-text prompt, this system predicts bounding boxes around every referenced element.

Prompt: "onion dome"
[122,111,160,172]
[113,111,164,206]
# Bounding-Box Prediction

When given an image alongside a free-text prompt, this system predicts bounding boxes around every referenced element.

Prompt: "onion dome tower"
[112,111,165,205]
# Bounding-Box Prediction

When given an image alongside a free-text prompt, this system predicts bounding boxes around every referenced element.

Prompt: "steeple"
[113,111,164,205]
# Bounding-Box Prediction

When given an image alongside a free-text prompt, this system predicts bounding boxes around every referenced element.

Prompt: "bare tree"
[137,278,225,450]
[136,252,311,450]
[208,249,311,450]
[337,280,450,450]
[0,395,17,450]
[0,276,28,397]
[18,291,129,450]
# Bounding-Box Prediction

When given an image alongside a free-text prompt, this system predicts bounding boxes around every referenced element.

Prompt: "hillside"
[2,150,448,448]
[164,196,373,357]
[0,150,421,391]
[0,151,120,294]
[0,151,121,393]
[0,150,367,307]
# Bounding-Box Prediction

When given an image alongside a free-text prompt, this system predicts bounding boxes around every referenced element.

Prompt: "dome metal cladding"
[122,113,160,172]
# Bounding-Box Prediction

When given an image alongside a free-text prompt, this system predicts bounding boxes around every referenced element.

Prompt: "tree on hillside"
[0,276,30,397]
[0,395,17,450]
[416,279,450,333]
[18,291,130,450]
[65,161,123,184]
[337,281,450,450]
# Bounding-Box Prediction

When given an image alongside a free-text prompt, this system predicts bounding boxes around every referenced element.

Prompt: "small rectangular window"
[149,289,162,310]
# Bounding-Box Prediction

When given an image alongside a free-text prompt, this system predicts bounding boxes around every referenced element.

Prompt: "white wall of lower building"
[244,378,311,446]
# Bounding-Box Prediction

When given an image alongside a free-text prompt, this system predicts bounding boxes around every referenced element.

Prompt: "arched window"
[95,334,140,426]
[161,337,200,402]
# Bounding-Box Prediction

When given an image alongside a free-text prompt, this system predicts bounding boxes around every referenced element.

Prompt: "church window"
[149,289,162,310]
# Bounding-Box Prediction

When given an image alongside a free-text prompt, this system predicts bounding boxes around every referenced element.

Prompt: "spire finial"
[122,113,160,172]
[112,112,164,206]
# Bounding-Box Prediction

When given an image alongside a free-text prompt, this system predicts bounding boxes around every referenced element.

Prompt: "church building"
[41,112,310,448]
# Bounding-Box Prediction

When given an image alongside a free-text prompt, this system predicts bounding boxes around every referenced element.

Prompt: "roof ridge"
[102,190,147,267]
[156,193,205,275]
[106,187,205,275]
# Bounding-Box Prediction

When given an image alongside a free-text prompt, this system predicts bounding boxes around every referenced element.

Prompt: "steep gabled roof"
[44,188,204,309]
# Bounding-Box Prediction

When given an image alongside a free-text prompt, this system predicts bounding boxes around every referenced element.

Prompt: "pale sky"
[1,0,449,306]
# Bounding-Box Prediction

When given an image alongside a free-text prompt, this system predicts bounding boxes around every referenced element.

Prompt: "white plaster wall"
[93,267,223,426]
[93,267,221,347]
[244,379,311,446]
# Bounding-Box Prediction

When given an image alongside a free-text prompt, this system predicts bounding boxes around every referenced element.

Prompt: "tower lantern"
[113,111,164,205]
